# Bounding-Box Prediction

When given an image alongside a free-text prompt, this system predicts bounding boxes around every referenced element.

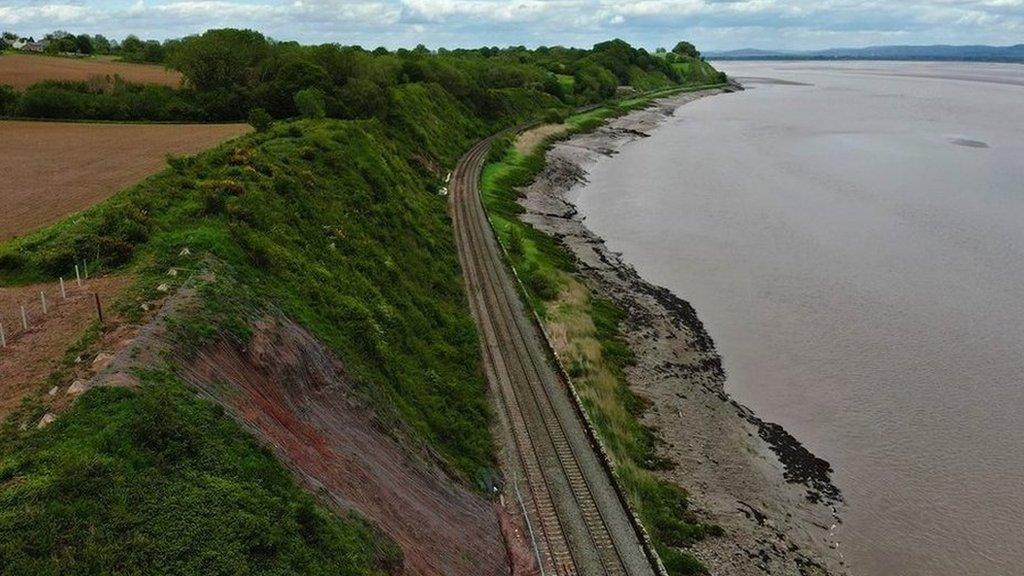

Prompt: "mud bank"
[519,89,848,575]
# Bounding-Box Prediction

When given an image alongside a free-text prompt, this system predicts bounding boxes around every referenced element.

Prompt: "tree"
[672,41,700,59]
[121,35,144,55]
[294,88,326,119]
[166,29,270,92]
[334,77,388,119]
[92,34,111,54]
[75,34,94,55]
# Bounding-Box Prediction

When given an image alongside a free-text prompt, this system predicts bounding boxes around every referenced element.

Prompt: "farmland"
[0,52,182,90]
[0,120,250,239]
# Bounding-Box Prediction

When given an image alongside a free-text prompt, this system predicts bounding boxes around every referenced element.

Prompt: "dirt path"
[450,136,657,576]
[0,120,250,239]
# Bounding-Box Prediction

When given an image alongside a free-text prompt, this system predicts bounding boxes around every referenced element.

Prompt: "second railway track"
[450,135,657,576]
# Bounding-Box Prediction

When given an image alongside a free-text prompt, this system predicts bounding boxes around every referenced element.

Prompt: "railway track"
[450,135,657,576]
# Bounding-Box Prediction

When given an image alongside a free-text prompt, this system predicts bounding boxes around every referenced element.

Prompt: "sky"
[1,0,1022,51]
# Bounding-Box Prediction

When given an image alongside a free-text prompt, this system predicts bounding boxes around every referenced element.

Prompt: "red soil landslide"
[185,317,516,576]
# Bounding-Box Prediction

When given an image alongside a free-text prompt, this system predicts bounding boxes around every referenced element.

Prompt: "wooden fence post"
[94,293,104,326]
[40,291,47,315]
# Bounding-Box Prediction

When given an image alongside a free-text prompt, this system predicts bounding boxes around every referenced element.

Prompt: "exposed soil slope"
[0,53,182,90]
[0,120,249,239]
[183,316,512,576]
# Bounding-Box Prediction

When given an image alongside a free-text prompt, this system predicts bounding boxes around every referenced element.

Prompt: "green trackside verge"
[479,87,729,575]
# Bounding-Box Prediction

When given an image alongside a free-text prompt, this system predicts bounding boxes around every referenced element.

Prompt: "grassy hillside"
[0,85,548,477]
[0,82,561,572]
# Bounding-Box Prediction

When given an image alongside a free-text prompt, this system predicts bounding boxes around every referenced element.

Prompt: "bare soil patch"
[0,120,250,239]
[515,123,567,155]
[0,275,130,417]
[0,53,182,90]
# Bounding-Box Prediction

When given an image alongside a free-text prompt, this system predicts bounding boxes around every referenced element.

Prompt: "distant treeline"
[0,29,725,123]
[1,30,176,63]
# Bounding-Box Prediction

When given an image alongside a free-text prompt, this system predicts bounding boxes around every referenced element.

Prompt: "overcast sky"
[1,0,1022,51]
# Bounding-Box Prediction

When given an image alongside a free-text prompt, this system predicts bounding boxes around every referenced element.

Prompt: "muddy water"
[574,62,1024,576]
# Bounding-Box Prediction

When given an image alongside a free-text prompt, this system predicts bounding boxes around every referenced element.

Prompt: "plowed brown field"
[0,53,182,90]
[0,120,250,239]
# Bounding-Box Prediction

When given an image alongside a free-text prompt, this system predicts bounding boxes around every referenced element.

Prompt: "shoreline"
[518,89,848,575]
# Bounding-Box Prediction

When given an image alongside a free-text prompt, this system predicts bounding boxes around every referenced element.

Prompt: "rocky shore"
[518,88,849,575]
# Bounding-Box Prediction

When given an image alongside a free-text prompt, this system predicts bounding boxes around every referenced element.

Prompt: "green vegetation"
[0,28,727,575]
[1,30,724,123]
[0,372,399,575]
[480,92,727,574]
[0,88,511,476]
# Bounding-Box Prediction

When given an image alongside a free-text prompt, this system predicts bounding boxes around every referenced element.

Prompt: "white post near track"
[20,305,28,330]
[75,264,82,287]
[0,321,6,348]
[60,277,66,299]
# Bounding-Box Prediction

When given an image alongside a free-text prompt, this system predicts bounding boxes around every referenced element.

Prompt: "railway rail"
[450,134,657,576]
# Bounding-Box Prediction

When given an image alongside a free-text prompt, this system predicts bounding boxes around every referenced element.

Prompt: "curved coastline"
[518,88,848,575]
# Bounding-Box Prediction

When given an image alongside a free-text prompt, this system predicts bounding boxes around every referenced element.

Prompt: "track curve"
[450,134,657,576]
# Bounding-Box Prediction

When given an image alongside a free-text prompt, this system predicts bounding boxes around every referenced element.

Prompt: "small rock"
[156,283,170,292]
[37,413,56,428]
[167,268,178,277]
[99,372,140,389]
[48,386,58,396]
[91,352,115,372]
[67,380,89,395]
[141,303,150,311]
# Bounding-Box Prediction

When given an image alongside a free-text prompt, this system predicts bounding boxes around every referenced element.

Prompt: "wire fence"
[0,261,102,350]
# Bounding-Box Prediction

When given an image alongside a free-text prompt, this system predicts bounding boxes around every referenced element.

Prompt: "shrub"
[248,107,273,132]
[294,88,326,119]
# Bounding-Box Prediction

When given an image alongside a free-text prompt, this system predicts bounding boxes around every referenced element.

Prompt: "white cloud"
[0,0,1021,50]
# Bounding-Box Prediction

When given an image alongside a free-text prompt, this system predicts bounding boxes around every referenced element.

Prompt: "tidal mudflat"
[573,62,1024,575]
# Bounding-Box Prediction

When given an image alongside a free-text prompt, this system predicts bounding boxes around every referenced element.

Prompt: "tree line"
[0,29,725,123]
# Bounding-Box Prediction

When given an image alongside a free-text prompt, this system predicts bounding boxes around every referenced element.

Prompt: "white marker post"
[40,292,47,314]
[83,261,88,280]
[0,321,6,348]
[75,264,82,287]
[20,305,28,330]
[60,277,67,299]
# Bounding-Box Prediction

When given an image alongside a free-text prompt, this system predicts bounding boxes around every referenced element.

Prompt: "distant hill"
[707,44,1024,62]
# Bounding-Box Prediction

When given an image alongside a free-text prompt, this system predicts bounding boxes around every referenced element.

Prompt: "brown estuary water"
[574,62,1024,575]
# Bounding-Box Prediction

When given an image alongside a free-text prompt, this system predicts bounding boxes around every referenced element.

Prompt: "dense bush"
[0,376,400,575]
[13,78,203,121]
